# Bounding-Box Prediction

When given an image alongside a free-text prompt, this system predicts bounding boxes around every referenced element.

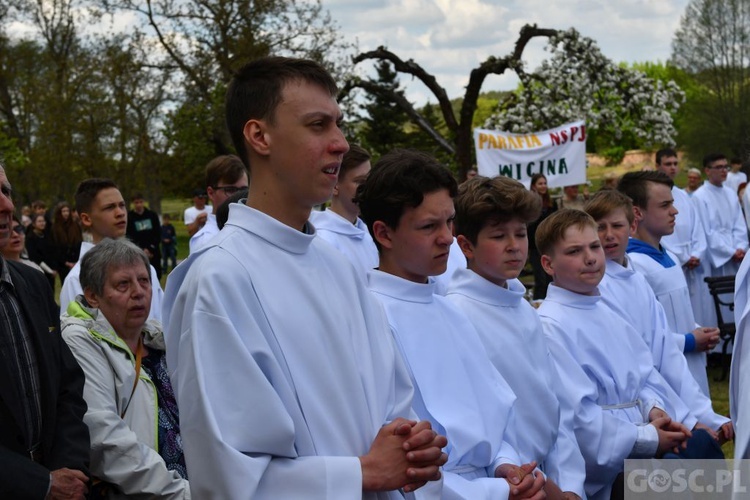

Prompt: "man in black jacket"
[0,164,90,499]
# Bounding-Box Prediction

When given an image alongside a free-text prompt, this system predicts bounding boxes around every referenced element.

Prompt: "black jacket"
[0,260,90,499]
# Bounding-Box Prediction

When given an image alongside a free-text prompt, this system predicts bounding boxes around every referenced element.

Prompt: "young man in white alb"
[162,57,447,499]
[692,153,748,326]
[653,148,712,326]
[309,143,378,279]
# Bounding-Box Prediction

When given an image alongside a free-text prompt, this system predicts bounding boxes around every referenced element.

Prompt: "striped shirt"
[0,258,43,451]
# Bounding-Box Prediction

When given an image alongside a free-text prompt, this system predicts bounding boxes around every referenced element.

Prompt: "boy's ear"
[332,183,340,197]
[372,220,394,250]
[540,253,555,277]
[456,234,475,261]
[244,119,270,156]
[79,212,92,229]
[632,205,644,222]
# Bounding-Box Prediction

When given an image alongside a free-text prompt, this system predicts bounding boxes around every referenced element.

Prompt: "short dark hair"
[206,155,247,188]
[731,157,742,165]
[584,189,635,225]
[535,208,597,257]
[75,178,119,214]
[226,57,338,169]
[617,171,673,208]
[356,149,458,251]
[340,144,371,179]
[655,148,678,165]
[216,188,249,230]
[703,152,727,168]
[455,176,541,245]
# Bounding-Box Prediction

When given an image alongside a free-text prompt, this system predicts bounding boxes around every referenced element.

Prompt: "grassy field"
[708,364,734,458]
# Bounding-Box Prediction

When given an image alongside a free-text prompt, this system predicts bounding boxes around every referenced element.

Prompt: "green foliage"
[0,0,348,206]
[357,61,413,156]
[672,0,750,160]
[601,146,626,166]
[354,61,454,168]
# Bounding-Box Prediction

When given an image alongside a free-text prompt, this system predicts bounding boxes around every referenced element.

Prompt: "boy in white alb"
[535,209,700,500]
[309,143,378,279]
[585,189,732,443]
[654,148,712,326]
[618,171,722,396]
[188,155,248,254]
[446,175,586,499]
[60,178,163,321]
[163,57,448,499]
[693,153,748,326]
[357,150,549,500]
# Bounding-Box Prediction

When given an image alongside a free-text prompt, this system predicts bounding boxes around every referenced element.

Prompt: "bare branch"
[345,79,455,155]
[353,46,458,132]
[143,0,210,98]
[461,24,557,134]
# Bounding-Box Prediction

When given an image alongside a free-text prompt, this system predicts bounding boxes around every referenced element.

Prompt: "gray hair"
[80,238,150,296]
[687,167,702,175]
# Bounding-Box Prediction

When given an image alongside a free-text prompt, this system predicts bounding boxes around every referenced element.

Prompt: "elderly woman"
[61,238,190,499]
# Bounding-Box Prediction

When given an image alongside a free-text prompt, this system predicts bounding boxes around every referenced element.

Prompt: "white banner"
[474,121,587,189]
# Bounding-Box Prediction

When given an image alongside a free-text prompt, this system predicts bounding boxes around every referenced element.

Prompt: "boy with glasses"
[188,155,249,254]
[693,153,748,325]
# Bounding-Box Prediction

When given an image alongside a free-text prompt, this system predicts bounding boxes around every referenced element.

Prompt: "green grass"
[707,364,734,458]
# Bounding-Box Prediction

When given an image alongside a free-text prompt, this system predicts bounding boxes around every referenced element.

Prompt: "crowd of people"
[1,55,750,500]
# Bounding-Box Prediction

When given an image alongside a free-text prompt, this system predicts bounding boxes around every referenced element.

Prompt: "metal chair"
[704,275,736,381]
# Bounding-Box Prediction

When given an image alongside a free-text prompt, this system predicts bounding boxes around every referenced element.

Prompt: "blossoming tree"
[346,25,685,180]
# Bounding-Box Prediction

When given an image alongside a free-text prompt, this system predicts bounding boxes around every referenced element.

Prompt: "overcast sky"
[326,0,691,104]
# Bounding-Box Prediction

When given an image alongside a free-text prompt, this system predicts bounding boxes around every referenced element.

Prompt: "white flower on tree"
[486,28,685,148]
